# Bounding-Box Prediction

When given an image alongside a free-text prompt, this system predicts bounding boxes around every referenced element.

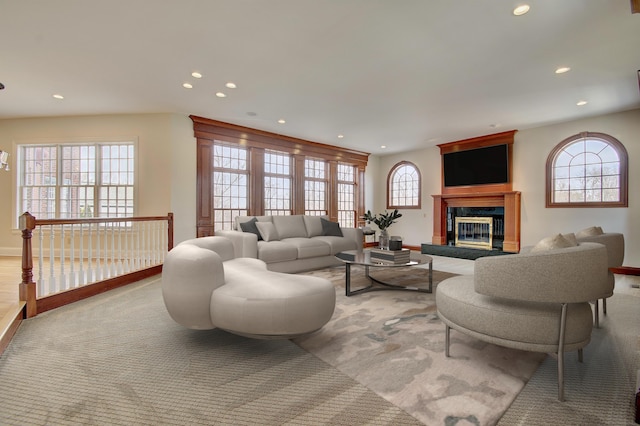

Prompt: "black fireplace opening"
[446,206,505,250]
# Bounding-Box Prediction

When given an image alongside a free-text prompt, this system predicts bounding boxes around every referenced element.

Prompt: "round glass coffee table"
[335,249,433,296]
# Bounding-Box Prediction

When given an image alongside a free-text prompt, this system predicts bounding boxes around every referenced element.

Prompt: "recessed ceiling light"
[380,145,387,149]
[576,100,588,106]
[489,123,500,128]
[191,72,202,79]
[278,119,286,124]
[513,5,530,16]
[53,94,64,100]
[182,83,193,89]
[226,82,237,89]
[555,67,571,74]
[338,135,344,139]
[215,92,226,98]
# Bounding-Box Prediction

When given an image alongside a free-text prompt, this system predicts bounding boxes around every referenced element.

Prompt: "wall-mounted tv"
[443,144,509,187]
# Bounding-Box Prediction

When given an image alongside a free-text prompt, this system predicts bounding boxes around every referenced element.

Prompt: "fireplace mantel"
[432,192,521,252]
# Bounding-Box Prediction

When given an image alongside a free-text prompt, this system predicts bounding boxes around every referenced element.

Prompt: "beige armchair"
[436,242,609,401]
[574,231,625,327]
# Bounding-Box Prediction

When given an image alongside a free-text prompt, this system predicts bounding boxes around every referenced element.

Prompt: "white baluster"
[96,224,101,281]
[103,222,110,278]
[117,221,124,274]
[123,220,130,273]
[79,223,85,286]
[38,227,45,297]
[59,226,67,291]
[69,224,76,288]
[48,225,56,294]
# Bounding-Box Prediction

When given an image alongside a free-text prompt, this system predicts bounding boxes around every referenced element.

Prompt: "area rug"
[294,265,545,426]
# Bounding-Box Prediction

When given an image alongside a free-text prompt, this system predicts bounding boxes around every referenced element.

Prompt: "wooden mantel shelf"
[432,191,521,253]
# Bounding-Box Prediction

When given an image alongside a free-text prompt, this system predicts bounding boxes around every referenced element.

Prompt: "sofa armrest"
[216,230,258,258]
[474,242,608,303]
[341,227,364,250]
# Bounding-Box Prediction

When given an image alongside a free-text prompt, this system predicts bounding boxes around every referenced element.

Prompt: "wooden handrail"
[19,212,174,318]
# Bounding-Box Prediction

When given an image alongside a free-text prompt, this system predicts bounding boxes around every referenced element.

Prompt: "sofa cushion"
[320,218,343,237]
[576,226,604,238]
[530,233,575,252]
[303,215,327,237]
[239,217,263,241]
[272,215,308,239]
[234,215,272,231]
[281,238,331,259]
[312,235,358,254]
[257,241,298,263]
[256,222,280,242]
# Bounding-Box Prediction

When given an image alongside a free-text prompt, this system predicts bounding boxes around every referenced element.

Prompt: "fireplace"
[455,217,493,250]
[432,192,521,252]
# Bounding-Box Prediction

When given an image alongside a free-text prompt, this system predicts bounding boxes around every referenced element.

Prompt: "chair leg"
[602,298,607,315]
[594,300,600,328]
[445,325,451,357]
[578,348,583,363]
[557,303,568,402]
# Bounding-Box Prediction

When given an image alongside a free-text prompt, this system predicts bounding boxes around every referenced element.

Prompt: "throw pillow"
[576,226,604,238]
[239,217,263,241]
[256,222,280,242]
[562,233,578,246]
[530,233,574,252]
[320,218,343,237]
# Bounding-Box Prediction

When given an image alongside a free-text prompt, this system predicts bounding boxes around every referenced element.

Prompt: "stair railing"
[19,212,174,318]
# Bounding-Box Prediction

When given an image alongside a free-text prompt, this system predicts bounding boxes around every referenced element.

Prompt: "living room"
[0,1,639,424]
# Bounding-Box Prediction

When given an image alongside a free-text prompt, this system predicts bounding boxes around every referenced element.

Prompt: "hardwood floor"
[0,256,22,317]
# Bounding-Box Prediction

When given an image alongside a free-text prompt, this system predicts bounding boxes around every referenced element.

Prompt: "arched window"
[387,161,421,209]
[546,132,628,207]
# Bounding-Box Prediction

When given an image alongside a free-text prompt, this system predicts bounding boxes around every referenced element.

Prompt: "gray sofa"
[217,215,363,273]
[436,241,609,401]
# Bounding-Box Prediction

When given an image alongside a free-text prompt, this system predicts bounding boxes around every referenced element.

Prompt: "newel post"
[19,212,37,318]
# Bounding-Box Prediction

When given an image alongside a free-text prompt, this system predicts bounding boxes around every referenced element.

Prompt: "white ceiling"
[1,1,639,155]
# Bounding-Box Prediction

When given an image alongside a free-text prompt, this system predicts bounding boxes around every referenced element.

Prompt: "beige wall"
[372,108,640,264]
[0,113,197,255]
[2,108,638,264]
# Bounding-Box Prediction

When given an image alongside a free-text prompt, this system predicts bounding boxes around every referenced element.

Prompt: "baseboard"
[0,302,25,356]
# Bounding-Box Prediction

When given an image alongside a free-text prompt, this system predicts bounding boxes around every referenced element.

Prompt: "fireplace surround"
[432,130,521,253]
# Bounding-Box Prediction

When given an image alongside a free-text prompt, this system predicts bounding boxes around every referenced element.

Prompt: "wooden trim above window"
[191,116,369,167]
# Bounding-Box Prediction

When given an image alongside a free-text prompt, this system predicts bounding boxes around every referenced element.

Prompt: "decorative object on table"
[389,236,403,251]
[370,248,411,264]
[362,209,402,250]
[0,150,9,171]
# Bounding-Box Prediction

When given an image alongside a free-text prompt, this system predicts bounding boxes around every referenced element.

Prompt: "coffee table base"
[345,263,433,296]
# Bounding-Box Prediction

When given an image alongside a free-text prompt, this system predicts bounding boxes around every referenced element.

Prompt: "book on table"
[370,248,411,263]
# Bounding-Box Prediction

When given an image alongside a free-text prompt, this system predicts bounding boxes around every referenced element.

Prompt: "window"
[337,163,357,227]
[304,158,327,216]
[546,132,628,207]
[264,150,291,216]
[193,116,368,236]
[212,143,248,231]
[19,142,135,220]
[388,161,421,208]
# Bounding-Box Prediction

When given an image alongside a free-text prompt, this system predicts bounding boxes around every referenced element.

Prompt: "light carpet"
[0,276,423,425]
[294,265,545,426]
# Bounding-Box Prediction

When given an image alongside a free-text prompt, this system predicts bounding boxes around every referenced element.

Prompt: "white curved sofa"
[217,214,363,273]
[161,236,336,339]
[436,241,609,401]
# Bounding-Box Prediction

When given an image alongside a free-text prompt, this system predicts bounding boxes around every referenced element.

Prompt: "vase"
[378,229,389,250]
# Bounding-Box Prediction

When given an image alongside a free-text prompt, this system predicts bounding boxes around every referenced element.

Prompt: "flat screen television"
[443,144,509,187]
